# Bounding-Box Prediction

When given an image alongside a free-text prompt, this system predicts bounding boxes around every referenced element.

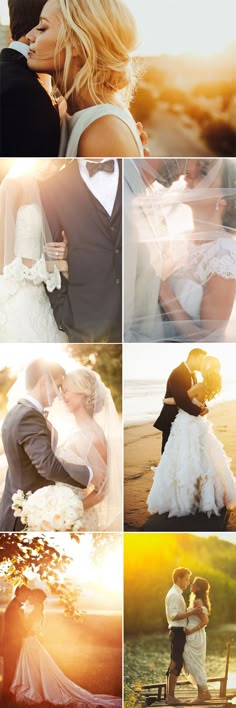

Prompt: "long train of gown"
[183,610,208,688]
[11,636,122,706]
[147,410,236,518]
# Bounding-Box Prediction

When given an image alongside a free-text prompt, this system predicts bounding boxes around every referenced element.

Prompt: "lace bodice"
[181,235,236,285]
[59,103,144,156]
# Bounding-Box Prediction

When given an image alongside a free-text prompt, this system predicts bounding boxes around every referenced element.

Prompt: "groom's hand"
[200,406,209,417]
[136,122,150,157]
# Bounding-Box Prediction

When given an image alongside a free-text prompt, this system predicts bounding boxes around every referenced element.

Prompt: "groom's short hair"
[25,359,65,389]
[187,348,207,360]
[8,0,45,40]
[172,567,191,583]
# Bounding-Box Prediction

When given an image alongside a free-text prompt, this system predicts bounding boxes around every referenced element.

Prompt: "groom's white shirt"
[165,583,187,628]
[78,159,119,216]
[9,41,29,59]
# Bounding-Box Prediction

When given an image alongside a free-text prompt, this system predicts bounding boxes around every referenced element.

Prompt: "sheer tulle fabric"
[0,170,67,342]
[11,636,122,706]
[124,159,236,342]
[147,410,236,518]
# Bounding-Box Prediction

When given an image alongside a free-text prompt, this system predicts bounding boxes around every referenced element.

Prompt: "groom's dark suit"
[40,159,122,342]
[2,597,27,694]
[0,399,90,531]
[0,48,60,157]
[154,362,200,452]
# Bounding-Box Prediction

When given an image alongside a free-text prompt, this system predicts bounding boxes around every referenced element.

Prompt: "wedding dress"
[0,203,67,343]
[165,233,236,342]
[59,103,143,156]
[10,634,122,706]
[183,607,208,688]
[147,410,236,517]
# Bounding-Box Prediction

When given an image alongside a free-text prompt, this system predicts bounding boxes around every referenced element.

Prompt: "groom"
[165,567,202,705]
[2,584,29,698]
[0,0,60,157]
[40,159,122,342]
[0,359,105,531]
[154,348,208,453]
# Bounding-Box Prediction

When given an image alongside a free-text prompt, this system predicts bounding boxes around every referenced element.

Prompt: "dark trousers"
[167,627,186,677]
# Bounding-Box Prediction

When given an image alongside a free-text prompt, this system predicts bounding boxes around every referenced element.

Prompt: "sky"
[1,0,236,56]
[124,343,236,381]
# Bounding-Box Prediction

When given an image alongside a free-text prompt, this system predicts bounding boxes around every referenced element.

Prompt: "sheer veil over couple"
[2,584,122,705]
[0,358,122,532]
[124,158,236,343]
[166,567,212,705]
[0,0,146,157]
[147,348,236,521]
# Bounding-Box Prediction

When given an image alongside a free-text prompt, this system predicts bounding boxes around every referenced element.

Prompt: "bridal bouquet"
[12,486,84,531]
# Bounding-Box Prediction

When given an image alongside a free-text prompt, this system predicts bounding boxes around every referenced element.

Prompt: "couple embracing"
[0,0,145,157]
[0,358,121,532]
[147,348,236,520]
[165,567,211,705]
[2,584,122,705]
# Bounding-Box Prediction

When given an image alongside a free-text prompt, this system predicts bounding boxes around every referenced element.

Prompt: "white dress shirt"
[78,159,119,216]
[165,583,187,628]
[9,41,29,59]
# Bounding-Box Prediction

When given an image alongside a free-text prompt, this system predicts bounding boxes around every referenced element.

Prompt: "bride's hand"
[44,239,68,260]
[83,487,107,510]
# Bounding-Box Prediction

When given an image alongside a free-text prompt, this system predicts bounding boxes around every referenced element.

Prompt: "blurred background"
[1,0,235,155]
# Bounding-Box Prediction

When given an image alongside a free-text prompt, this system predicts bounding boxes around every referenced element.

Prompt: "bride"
[147,356,236,518]
[10,588,122,706]
[0,165,68,342]
[26,0,144,157]
[12,366,122,532]
[125,158,236,342]
[183,577,212,704]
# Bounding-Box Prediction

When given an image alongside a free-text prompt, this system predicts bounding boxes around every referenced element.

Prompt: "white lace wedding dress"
[147,410,236,517]
[183,607,208,688]
[10,634,122,706]
[165,234,236,341]
[59,103,143,156]
[0,204,67,342]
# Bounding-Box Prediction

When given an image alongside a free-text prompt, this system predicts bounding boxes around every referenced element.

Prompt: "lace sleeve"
[195,237,236,283]
[14,204,43,260]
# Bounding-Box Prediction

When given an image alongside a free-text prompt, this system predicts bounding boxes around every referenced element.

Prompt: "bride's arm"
[185,613,209,635]
[164,384,206,408]
[159,275,235,337]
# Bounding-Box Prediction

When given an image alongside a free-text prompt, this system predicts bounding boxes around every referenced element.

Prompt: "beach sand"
[124,401,236,530]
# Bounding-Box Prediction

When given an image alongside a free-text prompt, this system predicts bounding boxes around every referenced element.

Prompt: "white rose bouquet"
[12,486,84,531]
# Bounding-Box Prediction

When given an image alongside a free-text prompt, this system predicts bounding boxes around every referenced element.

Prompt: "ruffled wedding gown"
[147,410,236,517]
[0,203,67,342]
[11,635,122,706]
[183,608,208,688]
[59,103,143,156]
[164,234,236,342]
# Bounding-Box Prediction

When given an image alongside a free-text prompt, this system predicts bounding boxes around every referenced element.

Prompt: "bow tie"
[86,160,115,177]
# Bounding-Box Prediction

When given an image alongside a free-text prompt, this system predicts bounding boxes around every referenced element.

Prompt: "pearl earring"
[215,199,220,211]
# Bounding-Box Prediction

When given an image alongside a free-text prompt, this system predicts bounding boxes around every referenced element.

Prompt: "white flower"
[11,486,84,531]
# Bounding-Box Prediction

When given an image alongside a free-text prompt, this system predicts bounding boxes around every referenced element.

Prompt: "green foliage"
[125,534,236,635]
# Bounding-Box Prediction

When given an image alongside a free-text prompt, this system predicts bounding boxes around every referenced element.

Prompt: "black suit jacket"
[0,48,60,157]
[40,160,122,342]
[154,363,200,444]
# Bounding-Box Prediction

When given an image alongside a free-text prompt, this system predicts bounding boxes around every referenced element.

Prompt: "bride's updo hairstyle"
[55,0,138,105]
[221,159,236,231]
[190,577,211,613]
[203,356,222,401]
[64,369,104,416]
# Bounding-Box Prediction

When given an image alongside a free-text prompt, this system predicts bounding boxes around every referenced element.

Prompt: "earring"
[215,199,220,211]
